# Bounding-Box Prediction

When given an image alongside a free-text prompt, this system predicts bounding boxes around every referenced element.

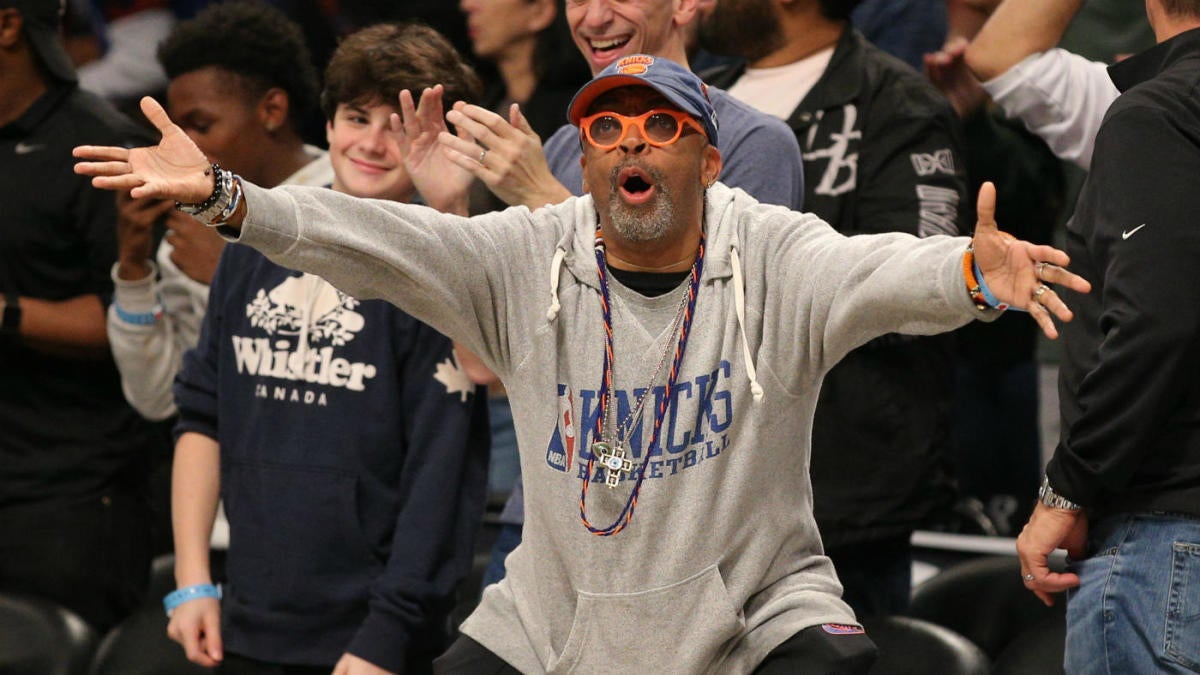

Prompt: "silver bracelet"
[1038,475,1082,511]
[177,164,234,225]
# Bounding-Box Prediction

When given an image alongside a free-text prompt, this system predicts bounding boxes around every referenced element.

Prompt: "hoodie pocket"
[548,564,744,675]
[224,462,377,614]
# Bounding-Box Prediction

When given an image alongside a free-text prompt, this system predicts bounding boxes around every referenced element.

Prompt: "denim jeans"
[1065,513,1200,674]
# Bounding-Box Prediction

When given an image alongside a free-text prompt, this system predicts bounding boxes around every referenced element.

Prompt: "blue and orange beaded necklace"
[579,230,706,536]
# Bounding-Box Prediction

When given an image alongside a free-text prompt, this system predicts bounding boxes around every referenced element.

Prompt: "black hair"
[157,1,320,135]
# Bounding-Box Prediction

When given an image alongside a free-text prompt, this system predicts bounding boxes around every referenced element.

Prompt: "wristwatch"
[1,292,21,336]
[1038,475,1082,511]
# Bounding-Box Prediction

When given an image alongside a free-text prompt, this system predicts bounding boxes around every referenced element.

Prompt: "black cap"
[1,0,77,82]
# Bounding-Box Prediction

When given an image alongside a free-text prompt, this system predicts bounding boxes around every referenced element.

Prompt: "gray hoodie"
[233,180,983,673]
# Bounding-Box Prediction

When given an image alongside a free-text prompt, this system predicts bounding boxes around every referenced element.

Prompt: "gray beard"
[606,164,676,242]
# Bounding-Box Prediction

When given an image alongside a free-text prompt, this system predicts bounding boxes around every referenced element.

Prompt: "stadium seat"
[909,555,1064,659]
[861,614,990,675]
[0,591,98,675]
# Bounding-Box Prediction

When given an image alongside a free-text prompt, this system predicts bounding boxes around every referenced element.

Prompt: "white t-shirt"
[726,46,836,120]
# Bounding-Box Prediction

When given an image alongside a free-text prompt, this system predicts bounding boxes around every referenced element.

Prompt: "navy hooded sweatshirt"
[175,243,489,670]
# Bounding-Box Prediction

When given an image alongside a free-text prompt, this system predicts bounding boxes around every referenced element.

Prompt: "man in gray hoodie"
[75,56,1088,674]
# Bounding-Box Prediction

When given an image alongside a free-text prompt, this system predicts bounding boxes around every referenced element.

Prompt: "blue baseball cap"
[567,54,719,148]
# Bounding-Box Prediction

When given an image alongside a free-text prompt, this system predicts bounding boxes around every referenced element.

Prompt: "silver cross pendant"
[593,441,634,488]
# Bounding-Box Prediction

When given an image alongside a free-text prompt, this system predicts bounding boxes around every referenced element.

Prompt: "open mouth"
[588,36,632,64]
[617,166,656,205]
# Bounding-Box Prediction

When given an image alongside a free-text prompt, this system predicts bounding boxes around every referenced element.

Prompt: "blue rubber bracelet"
[113,301,162,326]
[163,583,221,616]
[972,258,1009,311]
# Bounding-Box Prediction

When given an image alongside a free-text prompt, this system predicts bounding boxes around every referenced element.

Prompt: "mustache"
[608,159,669,193]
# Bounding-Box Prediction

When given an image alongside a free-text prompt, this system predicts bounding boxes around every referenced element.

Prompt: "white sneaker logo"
[1122,224,1147,240]
[14,142,44,155]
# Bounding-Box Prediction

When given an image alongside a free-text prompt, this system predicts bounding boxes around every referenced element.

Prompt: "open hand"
[392,86,473,214]
[437,101,570,209]
[971,182,1091,338]
[924,37,989,118]
[74,96,212,203]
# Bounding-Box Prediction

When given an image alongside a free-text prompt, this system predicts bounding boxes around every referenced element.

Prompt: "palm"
[970,182,1092,338]
[73,97,212,203]
[394,87,473,211]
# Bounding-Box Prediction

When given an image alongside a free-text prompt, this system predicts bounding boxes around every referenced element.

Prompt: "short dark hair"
[1159,0,1200,17]
[157,1,319,135]
[320,22,482,121]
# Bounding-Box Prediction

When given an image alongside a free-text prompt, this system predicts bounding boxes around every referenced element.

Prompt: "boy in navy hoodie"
[164,24,489,675]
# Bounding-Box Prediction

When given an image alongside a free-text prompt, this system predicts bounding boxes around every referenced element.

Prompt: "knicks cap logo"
[616,55,655,75]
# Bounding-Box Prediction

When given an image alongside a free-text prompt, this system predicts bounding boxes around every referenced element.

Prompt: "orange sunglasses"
[579,109,708,150]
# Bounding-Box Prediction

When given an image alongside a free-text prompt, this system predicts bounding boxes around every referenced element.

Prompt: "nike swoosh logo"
[14,142,45,155]
[1122,224,1147,240]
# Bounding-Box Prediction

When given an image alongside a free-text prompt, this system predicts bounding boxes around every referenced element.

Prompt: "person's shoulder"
[708,86,798,145]
[854,34,954,117]
[59,88,154,144]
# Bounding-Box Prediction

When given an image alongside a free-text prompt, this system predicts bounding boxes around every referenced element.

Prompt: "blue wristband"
[163,583,221,616]
[972,258,1009,311]
[113,300,162,325]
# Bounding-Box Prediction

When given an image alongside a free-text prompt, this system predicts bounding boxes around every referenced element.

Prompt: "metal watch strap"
[1038,475,1082,511]
[177,164,233,224]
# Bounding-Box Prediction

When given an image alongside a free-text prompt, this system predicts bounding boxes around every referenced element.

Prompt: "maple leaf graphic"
[434,355,474,402]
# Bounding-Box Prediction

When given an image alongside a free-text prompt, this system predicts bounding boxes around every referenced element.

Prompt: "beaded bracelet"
[163,583,222,617]
[962,244,1008,311]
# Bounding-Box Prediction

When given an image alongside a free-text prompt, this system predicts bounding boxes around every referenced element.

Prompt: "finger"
[510,103,538,139]
[446,105,515,146]
[441,143,501,185]
[438,130,488,164]
[418,85,446,127]
[202,608,223,662]
[398,89,418,133]
[179,620,209,666]
[1027,300,1061,340]
[90,174,146,191]
[139,96,176,135]
[1036,288,1075,325]
[72,145,128,161]
[1038,261,1093,295]
[74,159,132,177]
[974,181,997,233]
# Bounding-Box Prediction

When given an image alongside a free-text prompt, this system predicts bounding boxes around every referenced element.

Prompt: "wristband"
[113,300,162,326]
[962,244,1008,311]
[971,257,1008,311]
[163,583,221,617]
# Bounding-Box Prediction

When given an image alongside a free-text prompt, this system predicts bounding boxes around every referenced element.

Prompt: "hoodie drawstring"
[547,247,566,320]
[729,245,764,401]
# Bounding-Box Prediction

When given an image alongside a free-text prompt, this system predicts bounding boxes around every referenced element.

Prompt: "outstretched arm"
[964,0,1085,81]
[970,182,1091,339]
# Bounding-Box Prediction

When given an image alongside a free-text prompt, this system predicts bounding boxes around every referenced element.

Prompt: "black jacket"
[707,28,969,547]
[1048,27,1200,517]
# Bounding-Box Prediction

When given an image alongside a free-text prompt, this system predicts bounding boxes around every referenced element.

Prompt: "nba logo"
[545,384,575,472]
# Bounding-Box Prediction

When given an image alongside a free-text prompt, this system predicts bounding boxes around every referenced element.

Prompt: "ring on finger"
[1033,284,1049,299]
[1023,573,1035,582]
[1036,261,1048,280]
[478,148,488,164]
